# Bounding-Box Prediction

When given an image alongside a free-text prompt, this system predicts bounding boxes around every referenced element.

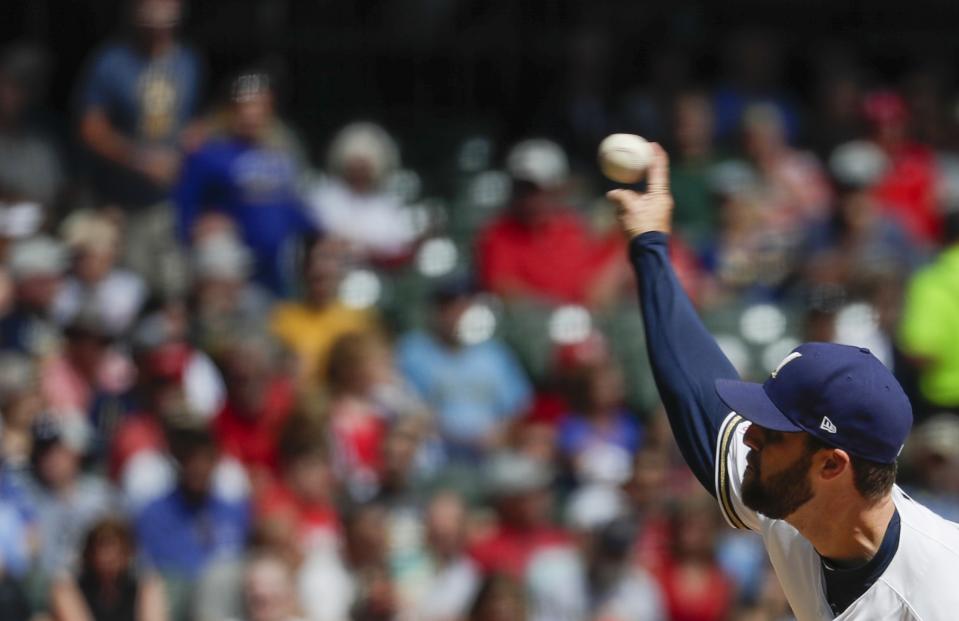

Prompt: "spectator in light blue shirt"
[395,279,532,462]
[135,425,249,580]
[0,500,31,579]
[26,418,120,578]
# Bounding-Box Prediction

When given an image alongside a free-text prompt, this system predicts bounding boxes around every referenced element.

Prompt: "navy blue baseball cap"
[715,342,913,464]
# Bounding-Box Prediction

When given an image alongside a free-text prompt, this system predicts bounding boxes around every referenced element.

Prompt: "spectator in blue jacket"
[176,72,315,295]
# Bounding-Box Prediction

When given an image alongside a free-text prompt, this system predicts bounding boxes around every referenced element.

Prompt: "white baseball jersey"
[715,412,959,620]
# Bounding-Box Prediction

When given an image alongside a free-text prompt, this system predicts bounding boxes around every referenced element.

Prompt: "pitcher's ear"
[819,448,850,481]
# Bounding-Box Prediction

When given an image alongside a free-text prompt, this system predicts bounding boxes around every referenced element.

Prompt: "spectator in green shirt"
[899,221,959,412]
[670,91,721,251]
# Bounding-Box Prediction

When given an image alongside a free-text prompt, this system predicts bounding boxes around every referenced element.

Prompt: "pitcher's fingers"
[606,188,640,207]
[646,143,670,194]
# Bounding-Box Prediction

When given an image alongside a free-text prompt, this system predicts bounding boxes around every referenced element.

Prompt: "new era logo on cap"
[820,416,837,434]
[715,343,914,464]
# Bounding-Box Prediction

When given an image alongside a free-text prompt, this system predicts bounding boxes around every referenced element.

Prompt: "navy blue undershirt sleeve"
[629,232,741,492]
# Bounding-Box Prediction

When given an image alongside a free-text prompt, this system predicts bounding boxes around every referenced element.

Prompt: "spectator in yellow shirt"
[270,235,379,387]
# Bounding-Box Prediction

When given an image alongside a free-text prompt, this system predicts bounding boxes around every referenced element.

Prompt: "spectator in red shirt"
[651,494,733,621]
[476,139,622,308]
[257,412,339,555]
[325,332,393,501]
[469,452,571,577]
[213,332,295,492]
[109,340,191,481]
[865,90,942,245]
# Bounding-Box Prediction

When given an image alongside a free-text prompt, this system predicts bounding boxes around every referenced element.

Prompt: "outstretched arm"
[608,145,740,493]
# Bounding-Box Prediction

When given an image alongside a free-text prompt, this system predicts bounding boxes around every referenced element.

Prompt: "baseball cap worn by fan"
[486,451,553,498]
[506,139,569,190]
[715,342,913,464]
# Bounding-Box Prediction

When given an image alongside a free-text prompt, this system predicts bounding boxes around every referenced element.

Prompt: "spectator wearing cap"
[77,0,201,295]
[135,425,250,584]
[0,235,66,355]
[109,314,238,510]
[53,210,147,336]
[468,452,571,577]
[900,415,959,522]
[175,70,315,296]
[39,310,132,426]
[130,308,227,422]
[26,417,121,579]
[0,43,64,209]
[476,139,623,308]
[108,338,194,494]
[864,90,942,245]
[395,279,532,463]
[307,122,420,263]
[801,140,923,288]
[189,232,274,352]
[270,235,380,388]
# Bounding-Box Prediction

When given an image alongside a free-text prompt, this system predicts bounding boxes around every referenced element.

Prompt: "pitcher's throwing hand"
[606,143,673,239]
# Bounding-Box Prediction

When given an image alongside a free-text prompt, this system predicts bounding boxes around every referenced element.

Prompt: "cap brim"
[715,379,802,432]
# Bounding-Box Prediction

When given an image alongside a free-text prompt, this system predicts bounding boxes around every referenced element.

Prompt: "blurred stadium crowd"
[1,1,959,620]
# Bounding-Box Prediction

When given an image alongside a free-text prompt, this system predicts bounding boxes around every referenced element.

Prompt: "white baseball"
[598,134,653,184]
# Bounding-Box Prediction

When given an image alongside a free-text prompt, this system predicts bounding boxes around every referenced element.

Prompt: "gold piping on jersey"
[716,413,749,530]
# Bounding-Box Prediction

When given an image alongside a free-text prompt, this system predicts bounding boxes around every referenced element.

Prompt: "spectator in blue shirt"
[0,494,32,580]
[557,358,643,485]
[135,425,249,581]
[176,72,315,295]
[395,279,532,462]
[78,0,200,209]
[77,0,201,295]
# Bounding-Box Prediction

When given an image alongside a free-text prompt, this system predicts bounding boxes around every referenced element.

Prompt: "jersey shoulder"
[876,488,959,619]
